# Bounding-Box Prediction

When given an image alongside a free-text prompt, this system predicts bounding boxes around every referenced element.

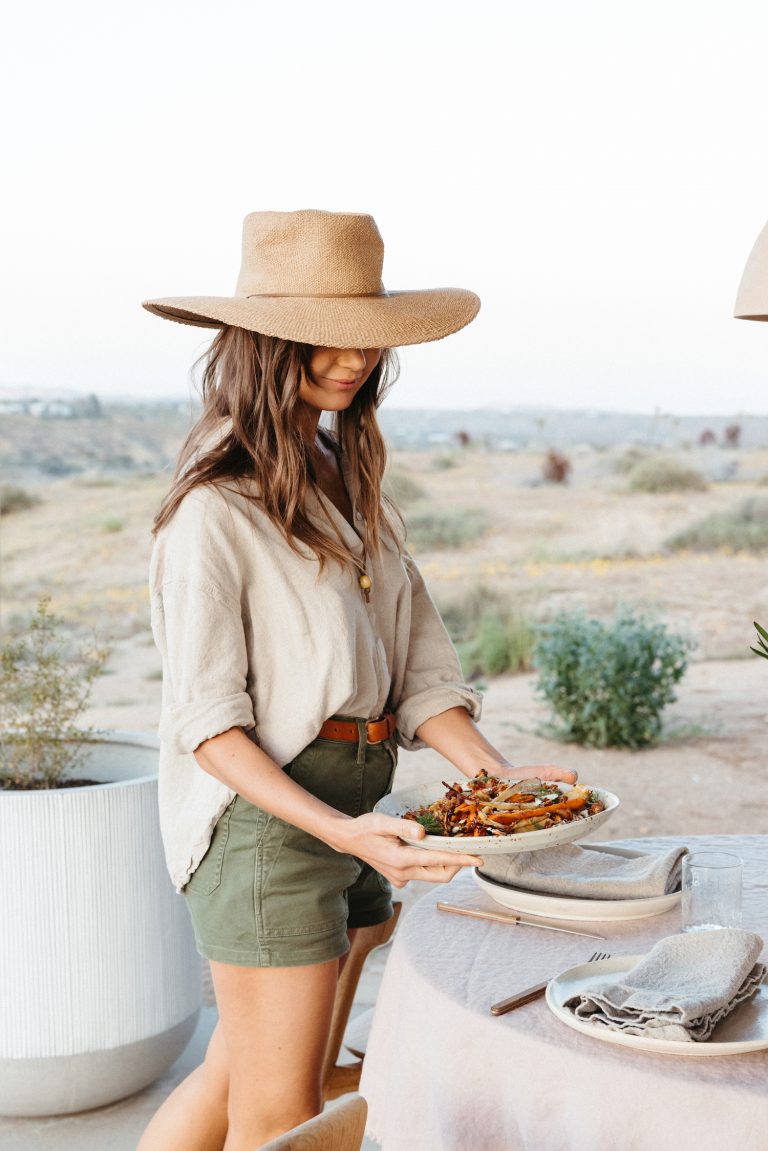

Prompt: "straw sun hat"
[142,209,480,349]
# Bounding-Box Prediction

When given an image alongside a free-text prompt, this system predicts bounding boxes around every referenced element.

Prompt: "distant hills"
[1,390,767,481]
[378,407,768,450]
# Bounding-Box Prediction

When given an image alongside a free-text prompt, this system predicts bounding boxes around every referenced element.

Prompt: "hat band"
[245,291,390,300]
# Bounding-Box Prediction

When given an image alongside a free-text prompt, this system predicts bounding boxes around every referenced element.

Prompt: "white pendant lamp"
[735,218,768,319]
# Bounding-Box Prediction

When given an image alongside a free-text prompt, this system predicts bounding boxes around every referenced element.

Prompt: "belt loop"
[355,719,367,765]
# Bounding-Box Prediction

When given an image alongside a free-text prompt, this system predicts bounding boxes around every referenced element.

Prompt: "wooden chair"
[321,902,402,1101]
[259,1094,367,1151]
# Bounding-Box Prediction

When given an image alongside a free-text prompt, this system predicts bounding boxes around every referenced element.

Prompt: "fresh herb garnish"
[416,812,445,836]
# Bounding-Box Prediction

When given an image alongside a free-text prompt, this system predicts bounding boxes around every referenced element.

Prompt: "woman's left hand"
[414,709,578,787]
[494,763,578,785]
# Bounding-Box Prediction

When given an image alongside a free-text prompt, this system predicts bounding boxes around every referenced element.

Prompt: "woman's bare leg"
[214,957,338,1151]
[135,1019,230,1151]
[136,936,352,1151]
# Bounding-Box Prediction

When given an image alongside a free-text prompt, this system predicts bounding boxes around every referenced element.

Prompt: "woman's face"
[300,346,382,415]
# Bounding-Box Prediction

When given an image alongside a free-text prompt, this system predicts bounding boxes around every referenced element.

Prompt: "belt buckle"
[366,713,393,744]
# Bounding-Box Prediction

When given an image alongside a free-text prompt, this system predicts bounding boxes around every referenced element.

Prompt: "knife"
[436,901,606,941]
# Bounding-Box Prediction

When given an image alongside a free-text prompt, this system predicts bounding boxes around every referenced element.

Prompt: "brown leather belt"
[317,712,396,745]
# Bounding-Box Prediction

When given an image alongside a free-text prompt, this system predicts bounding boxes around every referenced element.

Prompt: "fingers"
[397,818,426,843]
[391,861,472,887]
[401,847,483,869]
[526,764,578,784]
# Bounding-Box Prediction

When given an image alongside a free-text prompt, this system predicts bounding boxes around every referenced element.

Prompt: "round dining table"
[360,835,768,1151]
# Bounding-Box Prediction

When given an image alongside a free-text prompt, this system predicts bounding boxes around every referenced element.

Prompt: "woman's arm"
[414,706,577,784]
[194,728,483,887]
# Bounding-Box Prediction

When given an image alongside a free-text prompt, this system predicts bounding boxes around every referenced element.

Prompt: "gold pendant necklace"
[358,571,372,603]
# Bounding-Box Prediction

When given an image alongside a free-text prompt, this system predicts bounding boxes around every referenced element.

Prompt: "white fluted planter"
[0,732,201,1116]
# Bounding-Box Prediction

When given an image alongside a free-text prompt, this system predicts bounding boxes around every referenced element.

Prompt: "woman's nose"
[337,348,367,369]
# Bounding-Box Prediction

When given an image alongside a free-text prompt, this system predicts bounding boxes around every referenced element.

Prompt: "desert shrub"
[383,467,427,507]
[723,424,741,448]
[437,585,534,679]
[613,446,651,475]
[430,454,457,470]
[0,599,108,788]
[438,584,506,640]
[102,517,126,533]
[533,609,693,748]
[698,429,716,446]
[626,457,707,493]
[666,496,768,553]
[459,611,535,678]
[0,484,42,515]
[542,449,572,484]
[406,508,489,550]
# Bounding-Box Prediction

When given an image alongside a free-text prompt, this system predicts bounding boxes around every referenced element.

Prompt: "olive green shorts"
[183,727,397,967]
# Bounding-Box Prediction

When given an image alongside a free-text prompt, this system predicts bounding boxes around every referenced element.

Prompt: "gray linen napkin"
[564,929,766,1041]
[479,843,687,899]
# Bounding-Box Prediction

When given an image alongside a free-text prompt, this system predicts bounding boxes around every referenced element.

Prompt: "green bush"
[437,585,534,679]
[383,468,427,507]
[666,497,768,553]
[459,611,535,679]
[533,610,693,748]
[406,508,488,550]
[627,458,707,493]
[0,484,42,516]
[0,599,108,788]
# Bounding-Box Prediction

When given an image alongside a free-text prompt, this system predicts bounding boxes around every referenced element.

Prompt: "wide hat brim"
[142,288,480,348]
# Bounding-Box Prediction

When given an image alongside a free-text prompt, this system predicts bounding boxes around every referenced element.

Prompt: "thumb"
[399,819,426,841]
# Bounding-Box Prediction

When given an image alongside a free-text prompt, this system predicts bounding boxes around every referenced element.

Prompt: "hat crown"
[235,209,385,298]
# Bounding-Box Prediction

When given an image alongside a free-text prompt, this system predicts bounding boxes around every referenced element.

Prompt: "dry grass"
[3,448,768,667]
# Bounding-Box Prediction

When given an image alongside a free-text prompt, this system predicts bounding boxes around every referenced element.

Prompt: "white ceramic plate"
[473,844,682,921]
[546,955,768,1056]
[373,781,619,855]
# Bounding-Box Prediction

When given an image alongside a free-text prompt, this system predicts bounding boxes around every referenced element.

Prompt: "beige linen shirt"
[150,473,481,891]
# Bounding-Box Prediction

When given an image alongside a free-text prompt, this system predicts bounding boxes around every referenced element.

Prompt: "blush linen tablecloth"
[360,836,768,1151]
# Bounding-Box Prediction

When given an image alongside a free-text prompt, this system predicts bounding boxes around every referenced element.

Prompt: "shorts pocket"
[186,798,236,897]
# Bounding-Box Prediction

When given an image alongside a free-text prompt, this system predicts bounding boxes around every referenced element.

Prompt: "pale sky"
[3,0,768,414]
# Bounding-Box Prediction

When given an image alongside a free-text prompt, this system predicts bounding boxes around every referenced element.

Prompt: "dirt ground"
[3,446,767,839]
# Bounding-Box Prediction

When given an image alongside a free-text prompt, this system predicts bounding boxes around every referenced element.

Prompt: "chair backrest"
[259,1094,368,1151]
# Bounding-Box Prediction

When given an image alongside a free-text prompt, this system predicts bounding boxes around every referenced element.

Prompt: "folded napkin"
[564,929,766,1042]
[479,842,687,899]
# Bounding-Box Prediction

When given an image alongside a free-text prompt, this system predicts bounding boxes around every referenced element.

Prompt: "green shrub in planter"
[533,610,693,748]
[1,598,108,788]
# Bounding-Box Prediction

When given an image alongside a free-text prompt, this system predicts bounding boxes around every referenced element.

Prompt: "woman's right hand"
[325,811,483,888]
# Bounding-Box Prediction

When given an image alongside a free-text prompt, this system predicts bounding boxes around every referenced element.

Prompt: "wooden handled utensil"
[490,951,612,1016]
[436,902,607,941]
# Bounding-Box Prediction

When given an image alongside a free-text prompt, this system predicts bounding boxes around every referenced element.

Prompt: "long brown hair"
[153,327,401,570]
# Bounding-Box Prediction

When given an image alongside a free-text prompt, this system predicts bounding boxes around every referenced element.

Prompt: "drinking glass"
[681,851,742,932]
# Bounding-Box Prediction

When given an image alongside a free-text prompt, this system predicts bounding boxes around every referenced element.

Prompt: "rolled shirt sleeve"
[394,554,482,750]
[152,578,256,754]
[150,487,256,756]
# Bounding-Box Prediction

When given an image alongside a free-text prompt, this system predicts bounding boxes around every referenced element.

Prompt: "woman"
[138,210,574,1151]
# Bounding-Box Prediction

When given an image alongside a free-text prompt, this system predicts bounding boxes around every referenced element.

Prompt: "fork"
[490,950,612,1016]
